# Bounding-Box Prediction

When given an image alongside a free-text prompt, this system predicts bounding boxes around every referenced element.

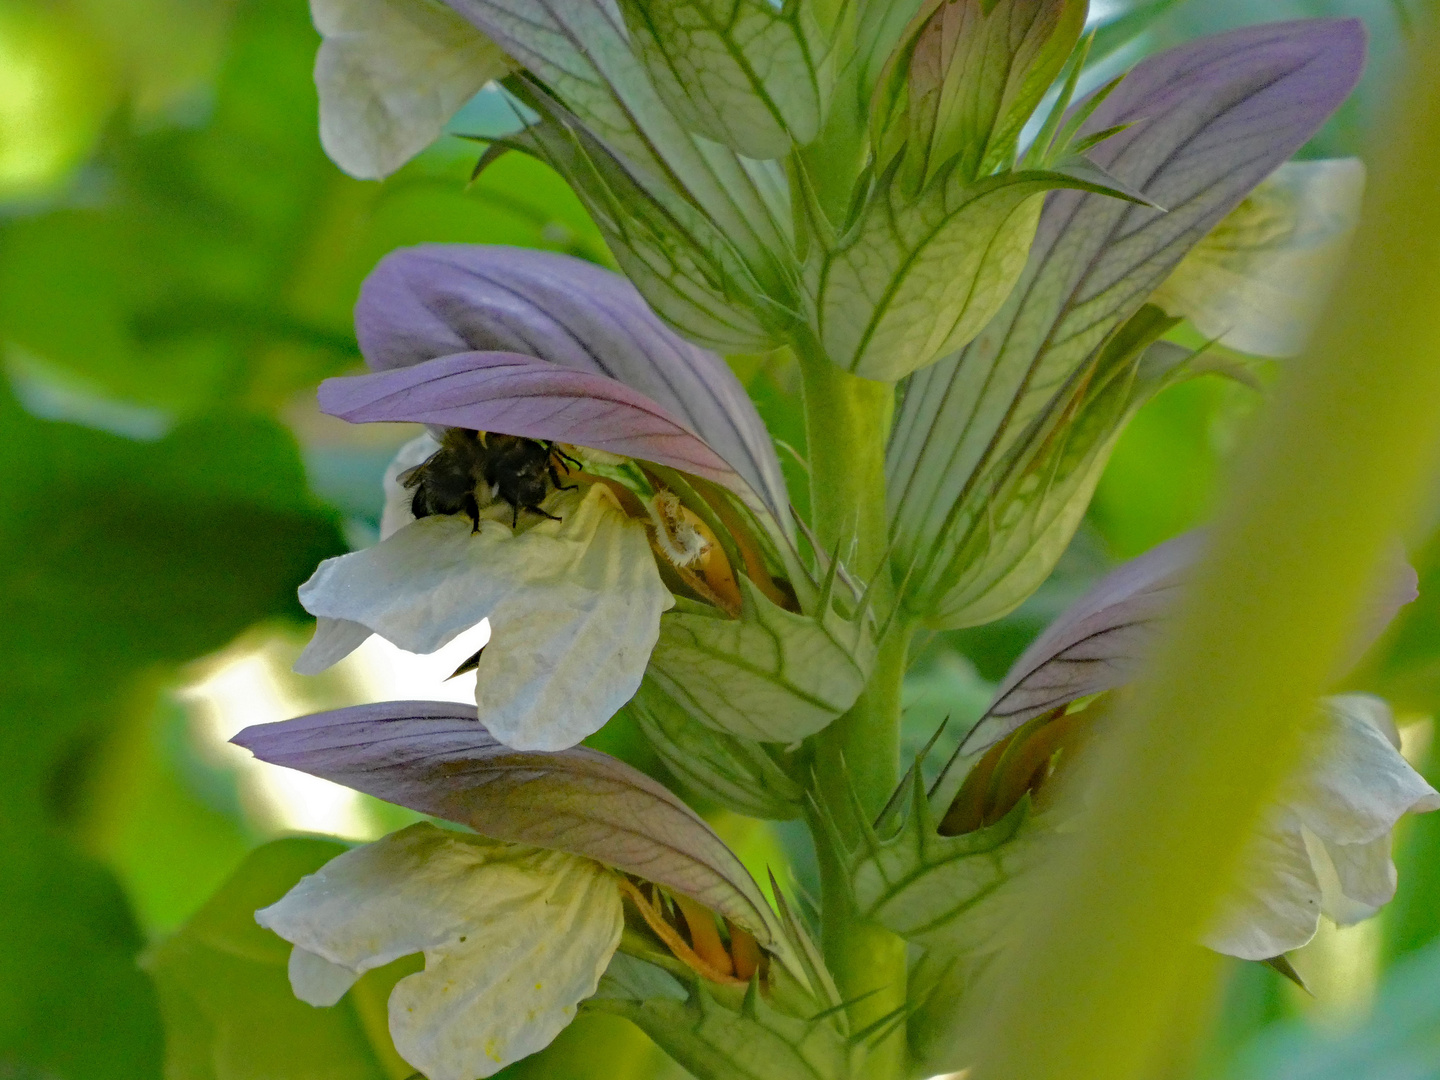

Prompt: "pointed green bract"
[846,773,1045,1073]
[838,768,1048,1074]
[509,89,784,351]
[908,307,1191,629]
[889,18,1364,627]
[812,172,1048,380]
[620,0,833,160]
[872,0,1085,188]
[645,577,876,743]
[850,777,1036,947]
[629,678,806,820]
[811,163,1149,381]
[590,959,858,1080]
[451,1,796,279]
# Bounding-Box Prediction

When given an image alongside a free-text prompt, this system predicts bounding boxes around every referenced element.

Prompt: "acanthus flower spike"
[887,18,1370,632]
[347,244,790,525]
[849,534,1431,1073]
[232,702,842,1078]
[294,244,822,752]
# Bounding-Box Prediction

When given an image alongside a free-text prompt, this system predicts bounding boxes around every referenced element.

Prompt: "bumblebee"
[399,428,581,530]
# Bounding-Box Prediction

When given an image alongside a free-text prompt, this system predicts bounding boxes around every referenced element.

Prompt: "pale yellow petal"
[312,0,509,179]
[297,484,673,749]
[257,823,624,1080]
[1152,158,1365,356]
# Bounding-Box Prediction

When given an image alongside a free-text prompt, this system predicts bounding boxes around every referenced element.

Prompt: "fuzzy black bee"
[399,428,581,530]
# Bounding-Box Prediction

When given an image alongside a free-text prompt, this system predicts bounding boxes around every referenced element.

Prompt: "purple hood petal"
[319,351,737,487]
[963,532,1416,755]
[348,244,789,519]
[1037,18,1368,262]
[889,19,1368,612]
[231,701,785,947]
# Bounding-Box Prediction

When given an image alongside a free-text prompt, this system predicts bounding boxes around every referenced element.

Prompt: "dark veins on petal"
[351,245,789,520]
[231,701,786,947]
[964,531,1202,754]
[965,527,1416,756]
[318,351,740,491]
[889,19,1368,566]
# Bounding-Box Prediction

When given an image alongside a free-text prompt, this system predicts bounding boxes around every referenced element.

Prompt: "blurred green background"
[1,0,1437,1077]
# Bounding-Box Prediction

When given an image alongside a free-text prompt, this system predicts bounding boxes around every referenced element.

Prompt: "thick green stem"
[798,350,893,573]
[799,348,910,1079]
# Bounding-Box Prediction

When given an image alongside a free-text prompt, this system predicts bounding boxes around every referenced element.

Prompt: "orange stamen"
[939,707,1081,836]
[674,893,736,977]
[650,538,742,615]
[726,920,762,981]
[938,735,1011,836]
[618,879,745,986]
[695,480,794,612]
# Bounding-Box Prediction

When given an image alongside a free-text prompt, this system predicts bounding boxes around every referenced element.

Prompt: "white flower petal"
[1204,809,1322,960]
[289,946,362,1006]
[381,431,443,540]
[1151,158,1365,356]
[298,484,673,750]
[312,0,510,180]
[1205,695,1438,960]
[295,616,373,675]
[474,489,675,750]
[1308,829,1395,926]
[257,823,624,1080]
[298,488,566,656]
[1287,695,1440,846]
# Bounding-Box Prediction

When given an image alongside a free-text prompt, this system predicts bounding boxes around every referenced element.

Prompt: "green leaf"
[0,3,116,200]
[0,838,164,1080]
[629,679,806,820]
[0,374,347,1078]
[0,409,346,660]
[142,838,409,1080]
[0,209,235,414]
[620,0,833,160]
[0,0,363,414]
[814,170,1072,381]
[645,578,876,743]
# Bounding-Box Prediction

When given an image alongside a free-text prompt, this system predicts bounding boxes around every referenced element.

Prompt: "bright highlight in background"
[0,4,112,197]
[180,619,491,839]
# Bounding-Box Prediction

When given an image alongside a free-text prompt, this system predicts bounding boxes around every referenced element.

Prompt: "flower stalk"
[798,341,910,1078]
[809,627,912,1080]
